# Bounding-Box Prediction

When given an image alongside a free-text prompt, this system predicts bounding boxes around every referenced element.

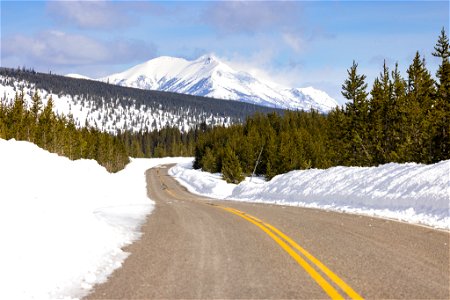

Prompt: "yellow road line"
[257,216,363,299]
[219,206,345,299]
[156,172,362,299]
[220,206,364,300]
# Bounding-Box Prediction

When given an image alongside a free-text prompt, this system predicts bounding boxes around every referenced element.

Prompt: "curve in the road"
[87,164,450,299]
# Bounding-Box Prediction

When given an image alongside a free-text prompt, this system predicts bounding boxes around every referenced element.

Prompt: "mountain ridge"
[95,55,338,113]
[1,67,286,134]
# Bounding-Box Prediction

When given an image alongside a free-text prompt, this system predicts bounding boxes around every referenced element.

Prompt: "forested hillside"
[194,29,450,183]
[0,89,210,171]
[0,67,285,133]
[0,91,129,172]
[0,64,284,171]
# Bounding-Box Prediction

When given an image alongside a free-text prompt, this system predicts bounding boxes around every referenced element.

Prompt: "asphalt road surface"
[87,164,449,299]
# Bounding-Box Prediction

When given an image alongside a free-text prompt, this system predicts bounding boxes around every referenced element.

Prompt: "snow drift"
[0,138,191,299]
[169,160,450,230]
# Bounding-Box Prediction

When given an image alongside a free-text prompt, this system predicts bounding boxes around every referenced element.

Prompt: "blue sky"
[1,1,448,103]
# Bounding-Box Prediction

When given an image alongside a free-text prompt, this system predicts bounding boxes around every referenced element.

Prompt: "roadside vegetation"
[0,91,129,172]
[194,29,450,183]
[0,90,201,172]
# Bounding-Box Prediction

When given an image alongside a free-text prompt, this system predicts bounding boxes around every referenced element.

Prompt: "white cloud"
[1,31,156,67]
[46,1,164,30]
[47,1,132,29]
[220,50,281,85]
[282,32,304,53]
[202,2,302,35]
[219,52,346,104]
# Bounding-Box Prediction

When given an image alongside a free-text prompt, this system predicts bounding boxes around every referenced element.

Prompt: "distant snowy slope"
[0,75,233,134]
[294,87,337,111]
[99,55,338,112]
[66,73,92,80]
[101,56,190,89]
[170,160,450,230]
[0,138,191,299]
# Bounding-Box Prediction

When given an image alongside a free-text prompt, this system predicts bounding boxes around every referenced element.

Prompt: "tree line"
[194,29,450,183]
[0,90,202,172]
[117,124,206,158]
[0,91,129,172]
[0,66,286,130]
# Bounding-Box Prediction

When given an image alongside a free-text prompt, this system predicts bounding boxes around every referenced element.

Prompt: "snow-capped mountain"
[99,55,338,113]
[1,68,282,135]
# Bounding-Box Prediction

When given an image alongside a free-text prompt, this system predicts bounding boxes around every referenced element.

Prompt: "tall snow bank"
[170,160,450,230]
[0,138,191,299]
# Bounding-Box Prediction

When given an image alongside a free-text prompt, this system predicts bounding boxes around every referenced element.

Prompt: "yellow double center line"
[215,205,363,300]
[157,170,362,299]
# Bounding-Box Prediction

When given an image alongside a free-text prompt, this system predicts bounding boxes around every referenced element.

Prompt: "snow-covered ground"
[169,160,450,230]
[0,138,191,299]
[0,78,231,134]
[1,138,448,299]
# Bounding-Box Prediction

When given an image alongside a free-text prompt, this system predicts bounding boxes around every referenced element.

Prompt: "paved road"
[87,164,449,299]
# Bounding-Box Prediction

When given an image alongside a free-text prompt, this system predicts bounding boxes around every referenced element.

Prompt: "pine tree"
[388,63,408,162]
[29,90,42,143]
[30,90,42,123]
[431,28,450,161]
[201,147,217,172]
[0,96,5,138]
[37,95,55,149]
[342,61,371,165]
[261,126,278,179]
[369,61,393,164]
[404,52,436,162]
[221,144,244,184]
[278,130,300,173]
[65,114,80,160]
[327,106,348,165]
[10,90,28,140]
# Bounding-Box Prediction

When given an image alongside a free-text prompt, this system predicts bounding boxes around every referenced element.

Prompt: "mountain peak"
[197,54,220,65]
[95,55,337,112]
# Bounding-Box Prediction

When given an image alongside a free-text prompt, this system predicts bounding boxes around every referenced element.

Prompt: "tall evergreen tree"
[327,106,348,165]
[10,91,27,140]
[342,61,371,165]
[37,95,55,149]
[0,96,5,137]
[388,63,408,162]
[405,52,436,162]
[369,62,391,164]
[29,90,42,143]
[30,90,42,122]
[431,28,450,161]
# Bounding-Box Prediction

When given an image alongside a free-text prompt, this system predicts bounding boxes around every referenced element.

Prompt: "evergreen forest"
[194,29,450,183]
[0,66,285,129]
[0,91,129,172]
[0,90,203,172]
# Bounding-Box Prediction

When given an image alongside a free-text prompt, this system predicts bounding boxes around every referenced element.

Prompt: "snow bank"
[169,161,237,199]
[170,160,450,230]
[0,138,191,299]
